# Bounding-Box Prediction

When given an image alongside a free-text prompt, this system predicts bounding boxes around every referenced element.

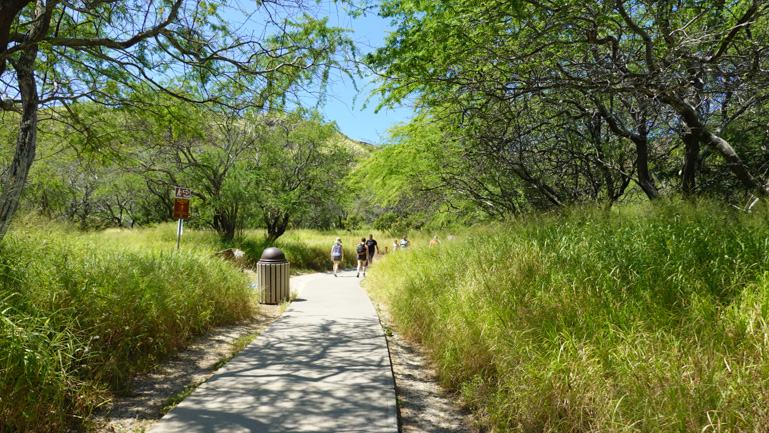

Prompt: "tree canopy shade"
[365,0,769,211]
[0,0,354,242]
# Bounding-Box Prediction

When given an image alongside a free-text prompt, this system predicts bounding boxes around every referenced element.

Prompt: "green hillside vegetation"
[335,133,376,159]
[366,201,769,432]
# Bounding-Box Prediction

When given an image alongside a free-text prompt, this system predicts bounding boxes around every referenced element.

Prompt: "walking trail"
[148,269,397,432]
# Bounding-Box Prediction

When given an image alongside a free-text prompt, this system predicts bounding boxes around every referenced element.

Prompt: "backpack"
[356,244,366,254]
[332,244,342,255]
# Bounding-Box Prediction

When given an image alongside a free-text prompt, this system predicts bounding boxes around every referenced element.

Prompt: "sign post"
[173,187,192,251]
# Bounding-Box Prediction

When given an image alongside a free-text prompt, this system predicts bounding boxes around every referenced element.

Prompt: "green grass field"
[365,201,769,432]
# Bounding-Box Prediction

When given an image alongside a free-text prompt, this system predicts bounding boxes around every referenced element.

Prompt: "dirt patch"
[376,303,481,433]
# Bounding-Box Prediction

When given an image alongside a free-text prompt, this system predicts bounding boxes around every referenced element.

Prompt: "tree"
[0,1,353,241]
[352,111,517,225]
[125,98,266,240]
[254,110,353,242]
[122,100,352,242]
[365,0,769,206]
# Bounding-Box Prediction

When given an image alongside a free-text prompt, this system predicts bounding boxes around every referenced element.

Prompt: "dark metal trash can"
[257,247,290,304]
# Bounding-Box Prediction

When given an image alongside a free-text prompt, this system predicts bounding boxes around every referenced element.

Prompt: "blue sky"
[313,4,415,145]
[222,1,414,145]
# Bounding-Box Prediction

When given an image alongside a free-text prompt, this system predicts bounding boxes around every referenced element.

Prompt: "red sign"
[173,198,190,220]
[175,187,192,199]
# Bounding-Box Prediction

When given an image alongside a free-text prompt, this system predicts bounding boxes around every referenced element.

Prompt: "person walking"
[356,237,369,278]
[365,234,379,266]
[393,239,399,252]
[330,237,344,277]
[400,235,410,249]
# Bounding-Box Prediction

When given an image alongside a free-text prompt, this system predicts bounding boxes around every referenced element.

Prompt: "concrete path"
[148,269,397,433]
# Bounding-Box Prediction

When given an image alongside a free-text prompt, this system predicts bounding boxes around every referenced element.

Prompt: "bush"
[373,211,412,237]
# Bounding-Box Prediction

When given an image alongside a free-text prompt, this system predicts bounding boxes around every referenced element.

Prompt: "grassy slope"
[365,202,769,432]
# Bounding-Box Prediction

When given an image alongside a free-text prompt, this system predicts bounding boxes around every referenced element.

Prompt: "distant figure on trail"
[393,239,399,252]
[400,235,410,249]
[366,234,379,266]
[429,235,441,247]
[331,237,343,277]
[356,237,369,278]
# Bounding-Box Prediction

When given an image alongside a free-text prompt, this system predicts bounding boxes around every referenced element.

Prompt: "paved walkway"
[149,270,397,433]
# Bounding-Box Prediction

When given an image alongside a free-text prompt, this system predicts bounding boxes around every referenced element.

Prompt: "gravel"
[376,303,480,433]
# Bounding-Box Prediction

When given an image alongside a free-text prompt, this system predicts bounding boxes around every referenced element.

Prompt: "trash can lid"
[258,247,288,263]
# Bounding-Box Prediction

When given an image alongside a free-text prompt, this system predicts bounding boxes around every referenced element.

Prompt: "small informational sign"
[172,187,191,251]
[173,198,190,220]
[175,187,192,199]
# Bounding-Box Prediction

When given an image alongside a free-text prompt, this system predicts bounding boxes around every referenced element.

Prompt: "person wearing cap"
[331,237,344,277]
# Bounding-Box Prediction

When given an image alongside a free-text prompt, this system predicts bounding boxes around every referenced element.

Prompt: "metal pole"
[176,219,183,251]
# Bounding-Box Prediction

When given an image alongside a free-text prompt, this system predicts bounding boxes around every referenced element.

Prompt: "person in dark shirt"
[366,234,379,266]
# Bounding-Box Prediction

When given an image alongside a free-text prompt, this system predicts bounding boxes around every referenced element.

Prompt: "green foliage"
[19,97,359,241]
[349,112,497,228]
[364,0,769,211]
[345,214,365,230]
[372,211,412,237]
[350,113,447,206]
[0,218,256,431]
[366,201,769,432]
[255,109,353,242]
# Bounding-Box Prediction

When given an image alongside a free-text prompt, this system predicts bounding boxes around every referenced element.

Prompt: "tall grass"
[97,225,372,271]
[231,228,410,272]
[366,201,769,432]
[0,218,403,431]
[0,219,256,432]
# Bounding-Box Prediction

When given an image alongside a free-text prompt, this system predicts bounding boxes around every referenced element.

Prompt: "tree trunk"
[213,205,238,242]
[680,130,700,197]
[592,98,659,200]
[632,124,659,200]
[264,211,290,243]
[0,1,32,77]
[701,130,767,195]
[664,94,768,196]
[0,42,39,241]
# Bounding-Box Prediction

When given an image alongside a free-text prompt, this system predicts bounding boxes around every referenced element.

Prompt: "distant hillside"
[334,132,377,159]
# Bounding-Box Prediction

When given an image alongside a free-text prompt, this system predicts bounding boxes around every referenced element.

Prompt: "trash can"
[257,247,290,304]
